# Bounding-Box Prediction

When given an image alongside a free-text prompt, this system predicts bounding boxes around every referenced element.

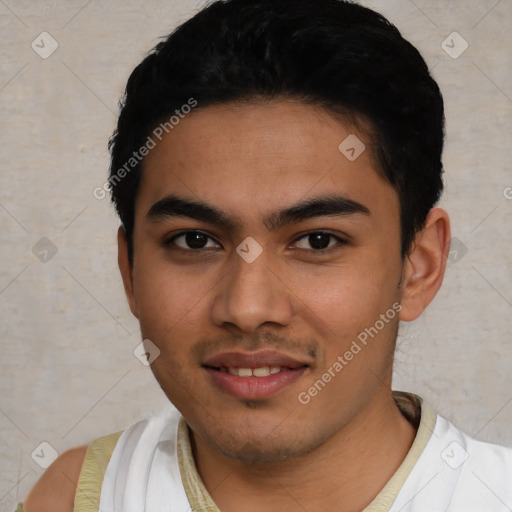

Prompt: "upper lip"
[202,349,311,369]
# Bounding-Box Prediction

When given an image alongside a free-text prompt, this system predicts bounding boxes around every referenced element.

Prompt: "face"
[121,99,406,462]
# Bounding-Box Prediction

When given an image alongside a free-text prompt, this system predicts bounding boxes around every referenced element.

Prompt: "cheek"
[287,256,401,378]
[132,261,201,392]
[291,253,399,323]
[301,276,400,402]
[131,245,214,328]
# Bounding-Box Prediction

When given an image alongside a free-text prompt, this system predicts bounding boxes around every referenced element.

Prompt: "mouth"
[209,365,290,377]
[202,350,311,401]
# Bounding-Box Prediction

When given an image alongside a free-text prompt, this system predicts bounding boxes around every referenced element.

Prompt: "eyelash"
[164,230,348,254]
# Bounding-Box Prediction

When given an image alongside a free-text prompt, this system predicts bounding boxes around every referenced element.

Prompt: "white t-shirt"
[97,392,512,512]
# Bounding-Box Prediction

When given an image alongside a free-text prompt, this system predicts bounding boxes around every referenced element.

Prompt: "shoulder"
[435,415,512,510]
[462,432,512,478]
[23,445,89,512]
[22,409,182,512]
[438,414,512,470]
[452,435,512,511]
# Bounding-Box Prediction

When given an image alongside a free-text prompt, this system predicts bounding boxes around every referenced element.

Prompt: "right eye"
[164,230,222,251]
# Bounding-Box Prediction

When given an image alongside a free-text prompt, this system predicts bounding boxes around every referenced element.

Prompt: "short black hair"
[107,0,445,264]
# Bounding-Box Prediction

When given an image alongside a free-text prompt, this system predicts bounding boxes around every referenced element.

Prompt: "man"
[22,0,512,510]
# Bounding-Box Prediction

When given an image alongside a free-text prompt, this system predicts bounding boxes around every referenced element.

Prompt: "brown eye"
[166,231,220,250]
[293,232,347,252]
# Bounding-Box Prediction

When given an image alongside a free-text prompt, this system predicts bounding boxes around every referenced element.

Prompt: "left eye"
[292,232,346,251]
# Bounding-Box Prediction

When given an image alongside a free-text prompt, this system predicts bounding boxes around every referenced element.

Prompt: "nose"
[211,246,294,334]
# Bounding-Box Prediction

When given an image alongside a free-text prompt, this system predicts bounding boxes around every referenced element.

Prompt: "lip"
[202,349,310,369]
[202,349,310,401]
[204,366,308,400]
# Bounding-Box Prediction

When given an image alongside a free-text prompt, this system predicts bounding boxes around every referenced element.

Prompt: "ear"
[399,207,451,322]
[117,226,139,319]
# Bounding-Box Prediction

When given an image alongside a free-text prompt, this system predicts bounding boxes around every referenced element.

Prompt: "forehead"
[136,99,398,227]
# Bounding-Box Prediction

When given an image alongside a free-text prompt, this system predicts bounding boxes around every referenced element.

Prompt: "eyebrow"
[146,193,370,232]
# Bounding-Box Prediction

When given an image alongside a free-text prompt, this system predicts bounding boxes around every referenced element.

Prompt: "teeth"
[221,366,282,377]
[253,366,270,377]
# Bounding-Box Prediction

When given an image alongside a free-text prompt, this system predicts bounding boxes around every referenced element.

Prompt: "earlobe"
[399,208,451,322]
[117,226,139,319]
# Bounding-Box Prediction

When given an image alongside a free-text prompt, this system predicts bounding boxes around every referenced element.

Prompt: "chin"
[205,429,322,463]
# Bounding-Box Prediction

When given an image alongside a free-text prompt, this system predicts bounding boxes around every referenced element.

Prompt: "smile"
[216,366,283,377]
[203,364,309,400]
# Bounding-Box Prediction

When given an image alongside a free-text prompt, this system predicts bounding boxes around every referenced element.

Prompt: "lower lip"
[204,367,308,400]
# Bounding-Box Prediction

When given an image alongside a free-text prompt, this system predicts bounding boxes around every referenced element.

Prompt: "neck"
[190,390,417,512]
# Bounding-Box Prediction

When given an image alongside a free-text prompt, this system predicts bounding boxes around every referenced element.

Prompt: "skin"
[23,446,87,511]
[24,99,450,511]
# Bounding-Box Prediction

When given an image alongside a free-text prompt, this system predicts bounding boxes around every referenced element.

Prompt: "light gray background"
[0,0,511,508]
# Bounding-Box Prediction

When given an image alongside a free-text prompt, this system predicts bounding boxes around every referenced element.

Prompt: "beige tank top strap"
[73,430,123,512]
